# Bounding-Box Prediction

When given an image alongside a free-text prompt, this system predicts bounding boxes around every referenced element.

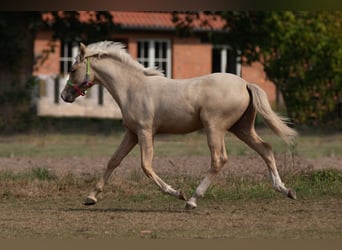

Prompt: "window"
[60,41,79,75]
[137,39,171,77]
[212,46,241,76]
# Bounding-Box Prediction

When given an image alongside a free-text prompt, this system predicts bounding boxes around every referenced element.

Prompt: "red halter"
[67,58,94,97]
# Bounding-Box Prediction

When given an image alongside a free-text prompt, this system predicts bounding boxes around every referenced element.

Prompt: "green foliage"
[0,12,42,70]
[207,11,342,125]
[261,12,342,125]
[0,12,42,133]
[0,76,38,133]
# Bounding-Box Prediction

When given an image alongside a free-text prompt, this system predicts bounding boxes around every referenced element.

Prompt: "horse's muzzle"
[60,91,75,103]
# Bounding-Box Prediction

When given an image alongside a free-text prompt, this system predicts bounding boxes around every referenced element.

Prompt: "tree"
[0,11,118,133]
[0,12,41,132]
[223,11,342,125]
[176,11,342,126]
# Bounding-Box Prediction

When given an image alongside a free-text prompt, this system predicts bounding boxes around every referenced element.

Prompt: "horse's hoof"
[185,201,197,210]
[287,189,297,200]
[178,189,187,201]
[84,197,97,206]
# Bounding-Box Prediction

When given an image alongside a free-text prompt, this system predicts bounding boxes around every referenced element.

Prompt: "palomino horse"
[61,41,297,209]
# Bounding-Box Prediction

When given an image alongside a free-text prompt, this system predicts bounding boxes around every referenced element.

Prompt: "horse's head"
[61,43,95,103]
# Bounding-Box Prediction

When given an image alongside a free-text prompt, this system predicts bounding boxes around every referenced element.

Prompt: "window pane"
[144,42,149,57]
[212,48,221,73]
[60,41,75,74]
[155,41,160,58]
[67,61,72,73]
[155,61,161,70]
[138,42,142,58]
[162,42,167,58]
[162,62,166,73]
[138,41,150,61]
[227,49,237,74]
[137,39,171,77]
[67,44,72,58]
[60,61,64,74]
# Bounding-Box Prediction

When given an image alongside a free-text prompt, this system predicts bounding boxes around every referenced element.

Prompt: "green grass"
[1,167,341,203]
[0,167,56,182]
[0,129,341,158]
[288,169,342,197]
[0,133,126,157]
[199,169,342,203]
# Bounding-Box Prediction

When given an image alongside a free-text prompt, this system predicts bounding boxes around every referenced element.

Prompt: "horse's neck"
[94,59,145,108]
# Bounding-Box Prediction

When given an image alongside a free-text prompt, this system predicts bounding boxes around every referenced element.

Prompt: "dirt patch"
[0,155,341,178]
[0,155,341,239]
[0,196,340,239]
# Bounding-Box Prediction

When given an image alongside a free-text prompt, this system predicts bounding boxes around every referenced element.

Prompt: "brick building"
[34,11,275,119]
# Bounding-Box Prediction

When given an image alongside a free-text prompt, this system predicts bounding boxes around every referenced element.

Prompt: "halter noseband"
[67,57,95,97]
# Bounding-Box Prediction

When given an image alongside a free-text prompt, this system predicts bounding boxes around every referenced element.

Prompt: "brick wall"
[34,30,60,76]
[172,37,212,79]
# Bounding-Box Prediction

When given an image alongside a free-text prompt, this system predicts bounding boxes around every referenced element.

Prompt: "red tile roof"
[43,11,226,32]
[110,11,226,31]
[112,12,176,30]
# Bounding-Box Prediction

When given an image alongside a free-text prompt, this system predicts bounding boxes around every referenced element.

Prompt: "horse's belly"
[155,114,202,134]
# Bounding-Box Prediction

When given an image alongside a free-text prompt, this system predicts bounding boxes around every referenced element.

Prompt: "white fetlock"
[185,198,197,210]
[84,196,97,206]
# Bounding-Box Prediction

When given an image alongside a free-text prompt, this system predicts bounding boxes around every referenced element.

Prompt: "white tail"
[247,84,297,145]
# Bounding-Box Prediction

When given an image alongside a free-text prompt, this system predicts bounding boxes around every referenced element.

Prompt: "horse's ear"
[80,42,86,58]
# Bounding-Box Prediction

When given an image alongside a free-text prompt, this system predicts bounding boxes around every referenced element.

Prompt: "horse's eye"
[70,68,76,73]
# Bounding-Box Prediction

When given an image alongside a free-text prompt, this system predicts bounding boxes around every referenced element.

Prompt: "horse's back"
[194,72,247,92]
[190,73,249,106]
[152,73,250,133]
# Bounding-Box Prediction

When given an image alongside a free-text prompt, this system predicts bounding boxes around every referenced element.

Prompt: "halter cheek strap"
[67,80,88,96]
[67,58,95,97]
[85,56,91,82]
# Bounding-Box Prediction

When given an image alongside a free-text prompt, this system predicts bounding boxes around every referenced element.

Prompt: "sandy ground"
[0,154,341,178]
[0,154,341,239]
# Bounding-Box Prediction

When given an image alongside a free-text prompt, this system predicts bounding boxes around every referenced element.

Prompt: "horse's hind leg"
[84,130,138,205]
[231,127,296,199]
[186,129,227,209]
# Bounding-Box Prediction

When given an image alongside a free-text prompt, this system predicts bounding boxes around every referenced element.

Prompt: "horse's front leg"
[138,130,187,201]
[84,130,138,205]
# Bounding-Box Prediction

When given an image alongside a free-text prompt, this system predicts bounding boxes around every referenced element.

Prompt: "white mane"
[84,41,164,77]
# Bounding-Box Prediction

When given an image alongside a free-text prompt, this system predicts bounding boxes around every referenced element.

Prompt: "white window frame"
[137,39,172,77]
[60,42,79,75]
[213,45,241,76]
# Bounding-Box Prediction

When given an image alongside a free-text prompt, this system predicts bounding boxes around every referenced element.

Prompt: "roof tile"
[83,11,226,31]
